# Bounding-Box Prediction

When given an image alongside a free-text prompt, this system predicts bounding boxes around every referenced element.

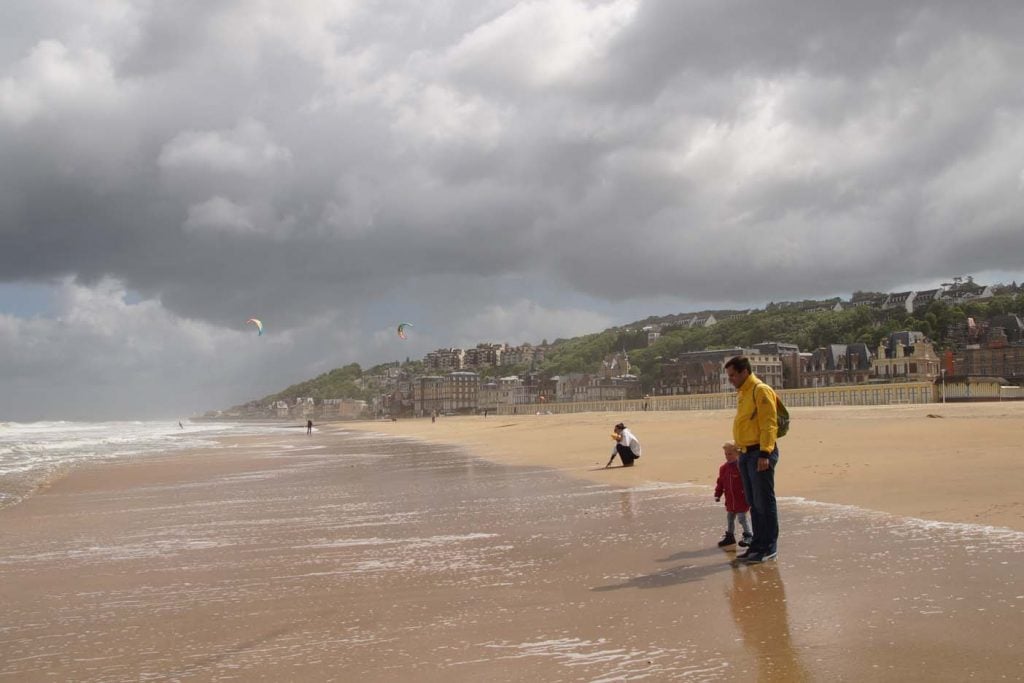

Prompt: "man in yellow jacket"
[725,355,780,563]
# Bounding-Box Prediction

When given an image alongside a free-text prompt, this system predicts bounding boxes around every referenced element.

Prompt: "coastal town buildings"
[799,343,873,387]
[413,376,444,417]
[463,343,503,369]
[956,346,1024,383]
[654,348,783,395]
[873,332,941,382]
[320,398,367,420]
[499,343,546,367]
[425,348,464,372]
[214,277,1023,421]
[443,371,479,414]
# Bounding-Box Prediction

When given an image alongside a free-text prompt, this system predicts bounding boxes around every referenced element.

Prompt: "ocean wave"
[0,420,284,508]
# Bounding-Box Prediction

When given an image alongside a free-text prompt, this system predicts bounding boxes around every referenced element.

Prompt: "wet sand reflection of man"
[728,565,808,682]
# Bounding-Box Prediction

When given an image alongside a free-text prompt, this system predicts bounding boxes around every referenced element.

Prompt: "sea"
[0,420,288,508]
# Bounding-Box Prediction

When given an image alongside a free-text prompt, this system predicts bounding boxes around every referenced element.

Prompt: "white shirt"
[611,428,641,456]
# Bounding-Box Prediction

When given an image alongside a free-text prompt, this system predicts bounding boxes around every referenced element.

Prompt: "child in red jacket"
[715,442,752,549]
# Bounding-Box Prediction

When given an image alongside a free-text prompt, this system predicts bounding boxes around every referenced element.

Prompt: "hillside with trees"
[241,289,1024,407]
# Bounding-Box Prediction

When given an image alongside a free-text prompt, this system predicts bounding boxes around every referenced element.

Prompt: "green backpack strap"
[750,382,790,438]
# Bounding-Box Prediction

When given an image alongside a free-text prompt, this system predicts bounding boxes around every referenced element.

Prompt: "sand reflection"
[728,564,808,682]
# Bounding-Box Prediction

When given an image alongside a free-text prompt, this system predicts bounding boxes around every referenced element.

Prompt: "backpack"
[751,383,790,438]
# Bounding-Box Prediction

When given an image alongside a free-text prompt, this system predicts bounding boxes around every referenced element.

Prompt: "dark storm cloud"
[3,0,1024,418]
[5,0,1023,310]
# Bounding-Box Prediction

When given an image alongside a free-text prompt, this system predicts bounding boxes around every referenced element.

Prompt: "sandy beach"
[344,402,1024,531]
[1,405,1022,681]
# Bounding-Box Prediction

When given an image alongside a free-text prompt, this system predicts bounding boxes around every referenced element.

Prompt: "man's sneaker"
[717,533,737,548]
[741,551,765,564]
[738,537,752,548]
[735,548,753,560]
[762,549,778,561]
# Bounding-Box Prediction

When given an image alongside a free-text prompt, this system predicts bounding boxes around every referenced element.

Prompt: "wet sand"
[1,427,1021,681]
[345,402,1024,531]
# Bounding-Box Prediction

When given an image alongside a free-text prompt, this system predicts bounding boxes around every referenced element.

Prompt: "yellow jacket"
[732,373,778,453]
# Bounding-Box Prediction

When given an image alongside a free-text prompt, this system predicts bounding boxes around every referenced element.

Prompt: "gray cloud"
[2,0,1023,418]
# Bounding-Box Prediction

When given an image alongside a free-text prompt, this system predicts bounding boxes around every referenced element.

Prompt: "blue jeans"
[727,511,752,538]
[738,447,779,553]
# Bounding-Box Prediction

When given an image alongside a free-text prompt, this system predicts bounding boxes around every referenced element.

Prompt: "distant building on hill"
[941,277,993,304]
[989,315,1024,344]
[850,291,887,308]
[955,346,1024,384]
[499,343,545,367]
[753,341,802,388]
[655,348,782,395]
[882,291,915,313]
[799,343,873,387]
[872,331,940,382]
[767,298,843,313]
[425,347,464,372]
[463,343,502,369]
[911,288,942,312]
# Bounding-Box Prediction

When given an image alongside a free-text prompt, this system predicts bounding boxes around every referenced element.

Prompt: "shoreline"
[336,401,1024,531]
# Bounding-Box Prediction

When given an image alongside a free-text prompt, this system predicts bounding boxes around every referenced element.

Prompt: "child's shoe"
[717,532,736,548]
[738,535,752,548]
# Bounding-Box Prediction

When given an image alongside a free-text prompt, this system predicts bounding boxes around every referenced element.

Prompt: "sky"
[2,0,1024,421]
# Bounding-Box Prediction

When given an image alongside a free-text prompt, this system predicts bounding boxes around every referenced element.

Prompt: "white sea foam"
[0,420,287,506]
[782,495,1024,548]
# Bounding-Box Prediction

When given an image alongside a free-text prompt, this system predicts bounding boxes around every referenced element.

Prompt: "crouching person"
[606,422,641,468]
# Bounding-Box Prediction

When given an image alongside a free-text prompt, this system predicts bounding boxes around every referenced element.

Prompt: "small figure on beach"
[725,355,780,563]
[715,441,752,549]
[431,410,437,423]
[605,422,641,468]
[306,419,313,435]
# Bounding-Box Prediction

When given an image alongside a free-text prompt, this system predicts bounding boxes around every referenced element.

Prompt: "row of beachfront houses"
[402,280,1002,377]
[370,331,950,418]
[389,281,1003,379]
[652,333,945,397]
[383,324,1023,417]
[227,320,1023,419]
[655,320,1023,396]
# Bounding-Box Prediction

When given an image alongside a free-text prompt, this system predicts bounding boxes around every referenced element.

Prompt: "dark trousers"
[615,444,637,466]
[738,447,779,553]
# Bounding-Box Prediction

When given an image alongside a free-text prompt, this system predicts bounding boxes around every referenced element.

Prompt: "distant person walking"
[306,419,313,436]
[725,355,780,563]
[605,422,641,468]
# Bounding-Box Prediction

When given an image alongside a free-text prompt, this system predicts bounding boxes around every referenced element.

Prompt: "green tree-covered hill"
[245,292,1024,406]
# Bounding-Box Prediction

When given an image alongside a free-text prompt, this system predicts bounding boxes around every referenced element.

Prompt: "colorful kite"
[397,322,413,339]
[247,318,264,336]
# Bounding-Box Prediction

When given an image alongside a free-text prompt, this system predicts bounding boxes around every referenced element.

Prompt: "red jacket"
[715,460,750,513]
